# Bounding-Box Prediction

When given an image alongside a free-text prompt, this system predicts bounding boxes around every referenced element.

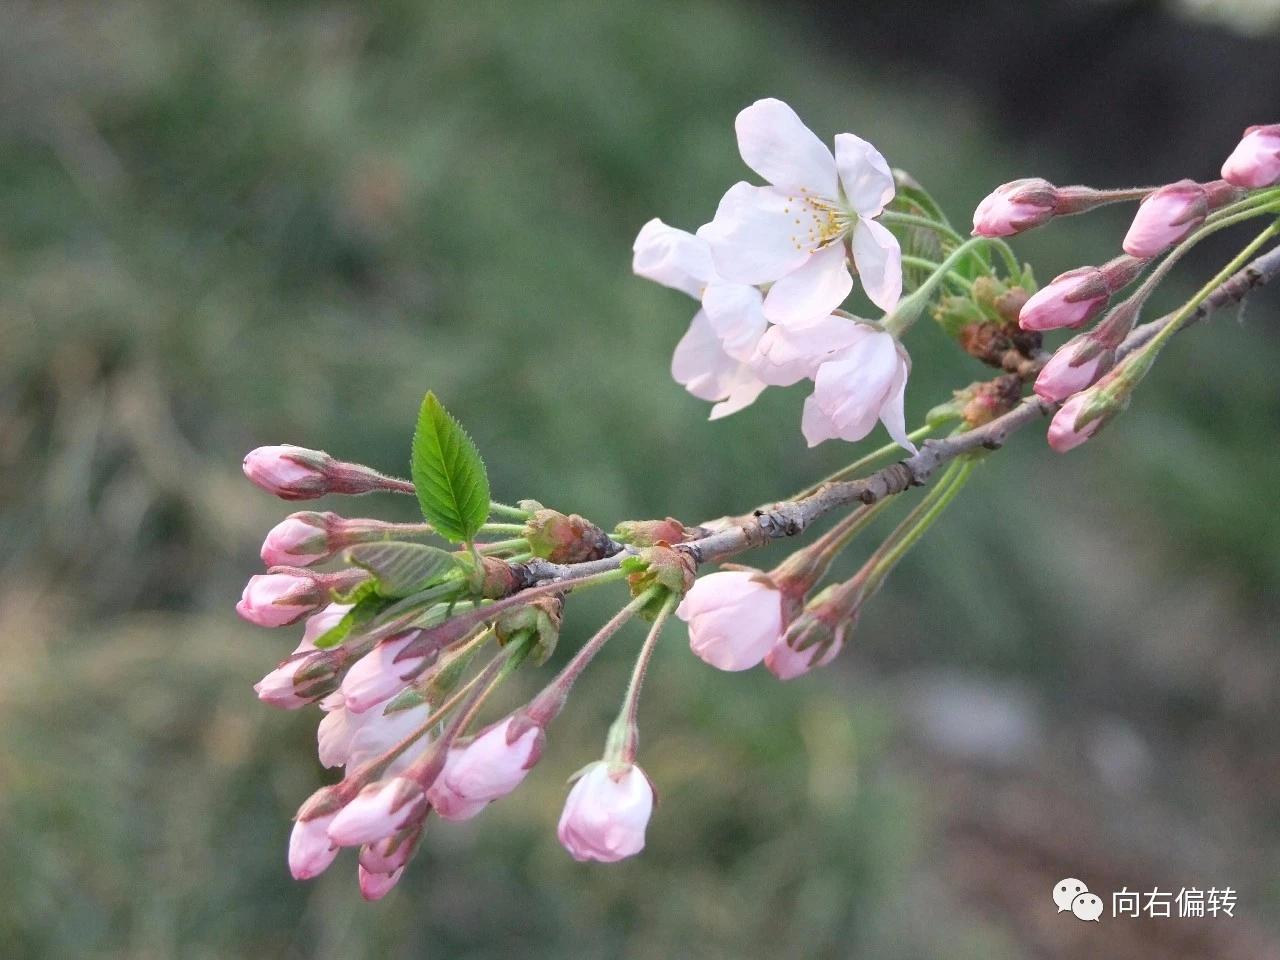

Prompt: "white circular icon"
[1053,878,1089,913]
[1071,892,1104,922]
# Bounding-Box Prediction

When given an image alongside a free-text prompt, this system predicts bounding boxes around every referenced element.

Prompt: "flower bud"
[358,824,423,875]
[318,696,431,771]
[243,444,413,500]
[1221,124,1280,189]
[341,630,430,714]
[971,178,1057,237]
[523,509,615,563]
[1019,268,1108,331]
[613,517,701,547]
[255,648,345,708]
[288,813,339,880]
[1122,180,1241,258]
[299,603,354,650]
[1046,393,1105,452]
[236,572,322,627]
[556,761,654,863]
[358,865,405,901]
[327,777,428,847]
[261,513,332,566]
[675,569,783,671]
[1033,336,1114,403]
[624,544,696,610]
[433,716,544,807]
[764,583,857,681]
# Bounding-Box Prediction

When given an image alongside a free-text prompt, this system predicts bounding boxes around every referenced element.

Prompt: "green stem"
[883,236,989,337]
[879,211,966,245]
[476,537,528,555]
[902,255,973,291]
[481,522,527,535]
[488,501,532,521]
[865,458,974,587]
[607,592,679,764]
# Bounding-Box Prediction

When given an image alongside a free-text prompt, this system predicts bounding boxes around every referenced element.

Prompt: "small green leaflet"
[411,392,490,543]
[346,541,463,598]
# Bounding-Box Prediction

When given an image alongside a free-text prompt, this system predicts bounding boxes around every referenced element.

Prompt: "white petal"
[851,217,903,312]
[735,98,839,198]
[671,311,739,401]
[801,395,840,446]
[698,182,811,285]
[762,242,853,326]
[709,370,767,420]
[749,315,863,387]
[701,282,767,362]
[877,348,916,454]
[811,328,900,442]
[834,133,895,217]
[632,218,716,298]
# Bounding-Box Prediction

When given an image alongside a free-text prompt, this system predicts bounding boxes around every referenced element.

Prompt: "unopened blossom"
[359,826,422,876]
[1122,180,1208,258]
[1047,394,1104,452]
[676,570,783,671]
[557,762,655,863]
[317,694,431,772]
[1221,124,1280,189]
[802,324,915,450]
[236,572,320,627]
[1034,339,1113,403]
[340,630,428,714]
[255,648,342,709]
[699,98,903,317]
[764,633,842,681]
[971,179,1057,237]
[358,865,404,901]
[1019,268,1109,331]
[261,514,330,566]
[288,813,339,880]
[327,777,428,847]
[434,717,543,804]
[242,445,326,499]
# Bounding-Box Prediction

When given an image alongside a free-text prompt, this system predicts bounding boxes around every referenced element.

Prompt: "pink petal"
[851,217,902,312]
[762,242,853,326]
[834,133,896,217]
[735,98,839,197]
[698,182,811,285]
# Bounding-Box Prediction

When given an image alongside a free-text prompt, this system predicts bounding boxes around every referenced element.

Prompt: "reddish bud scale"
[614,517,700,547]
[523,509,616,563]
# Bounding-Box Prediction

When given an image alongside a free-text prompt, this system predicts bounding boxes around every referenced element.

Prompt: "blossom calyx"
[524,509,614,564]
[494,596,563,664]
[613,517,701,547]
[243,444,413,500]
[624,545,697,607]
[766,583,859,680]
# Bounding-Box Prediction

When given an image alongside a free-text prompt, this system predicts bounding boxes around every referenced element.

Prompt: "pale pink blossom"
[359,827,422,875]
[340,631,428,714]
[670,311,768,420]
[1018,268,1109,331]
[971,179,1056,237]
[261,515,329,567]
[317,696,430,771]
[236,572,318,627]
[557,762,654,863]
[242,445,325,499]
[288,813,339,880]
[434,717,543,803]
[1047,394,1103,452]
[763,634,842,680]
[327,777,427,847]
[254,661,311,709]
[803,325,915,450]
[1221,124,1280,189]
[358,865,404,901]
[1123,180,1207,258]
[299,603,353,650]
[1034,340,1112,403]
[748,315,864,386]
[676,570,783,671]
[698,98,902,317]
[426,774,490,821]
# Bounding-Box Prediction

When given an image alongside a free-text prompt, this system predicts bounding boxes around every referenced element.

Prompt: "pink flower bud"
[340,631,428,714]
[254,648,344,708]
[675,570,784,671]
[1018,267,1109,331]
[359,825,423,875]
[327,777,428,847]
[1047,394,1104,453]
[1123,180,1207,258]
[1033,338,1114,403]
[288,812,339,880]
[318,696,430,771]
[556,761,654,863]
[243,445,328,500]
[1221,124,1280,189]
[426,776,490,821]
[971,179,1057,237]
[436,717,544,804]
[763,633,842,680]
[358,865,405,900]
[261,513,331,566]
[236,572,321,627]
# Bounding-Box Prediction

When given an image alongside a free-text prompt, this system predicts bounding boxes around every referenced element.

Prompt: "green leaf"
[410,392,490,543]
[346,541,463,598]
[312,593,391,649]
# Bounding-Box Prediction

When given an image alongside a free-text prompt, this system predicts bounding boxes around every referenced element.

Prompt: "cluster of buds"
[969,123,1280,450]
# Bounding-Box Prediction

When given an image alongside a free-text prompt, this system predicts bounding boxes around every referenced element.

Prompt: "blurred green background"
[3,1,1279,958]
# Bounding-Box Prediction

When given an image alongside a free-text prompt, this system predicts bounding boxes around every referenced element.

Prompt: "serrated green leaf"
[410,392,490,543]
[347,541,463,598]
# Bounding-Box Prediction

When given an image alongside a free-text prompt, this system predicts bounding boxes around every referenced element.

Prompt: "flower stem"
[883,236,989,337]
[489,501,532,520]
[480,522,528,535]
[607,591,679,764]
[902,255,973,291]
[863,457,975,588]
[879,210,966,245]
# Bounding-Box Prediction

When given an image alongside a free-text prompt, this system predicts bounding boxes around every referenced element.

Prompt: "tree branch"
[514,243,1280,588]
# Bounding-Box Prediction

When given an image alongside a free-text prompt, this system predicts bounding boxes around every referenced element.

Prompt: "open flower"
[698,98,902,319]
[802,324,914,450]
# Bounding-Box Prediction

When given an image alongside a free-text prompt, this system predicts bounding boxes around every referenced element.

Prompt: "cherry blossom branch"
[514,242,1280,588]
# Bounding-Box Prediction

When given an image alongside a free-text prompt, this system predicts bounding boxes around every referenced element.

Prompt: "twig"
[514,244,1280,586]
